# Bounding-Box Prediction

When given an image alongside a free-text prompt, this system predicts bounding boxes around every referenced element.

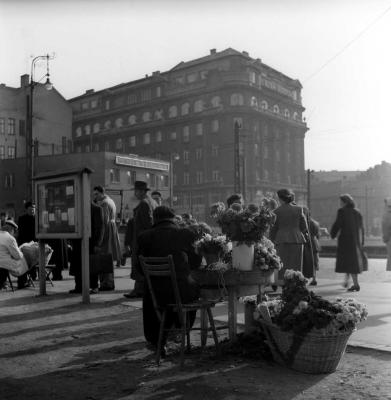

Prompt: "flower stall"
[253,269,368,373]
[191,203,281,340]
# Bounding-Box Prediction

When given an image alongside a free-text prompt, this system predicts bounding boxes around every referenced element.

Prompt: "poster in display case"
[35,174,82,238]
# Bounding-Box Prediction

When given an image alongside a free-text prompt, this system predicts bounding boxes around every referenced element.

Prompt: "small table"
[192,270,273,342]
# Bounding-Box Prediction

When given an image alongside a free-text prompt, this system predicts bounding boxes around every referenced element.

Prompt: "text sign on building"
[115,155,169,171]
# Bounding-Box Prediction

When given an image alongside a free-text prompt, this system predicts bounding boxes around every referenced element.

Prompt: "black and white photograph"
[0,0,390,399]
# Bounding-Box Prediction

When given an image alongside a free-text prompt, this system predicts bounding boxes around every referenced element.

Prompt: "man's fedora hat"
[133,180,150,191]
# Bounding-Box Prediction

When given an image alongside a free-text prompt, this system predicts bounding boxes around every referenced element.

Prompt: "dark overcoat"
[330,207,365,274]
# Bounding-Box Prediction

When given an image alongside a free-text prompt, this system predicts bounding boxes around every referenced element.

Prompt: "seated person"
[0,220,28,288]
[137,206,202,352]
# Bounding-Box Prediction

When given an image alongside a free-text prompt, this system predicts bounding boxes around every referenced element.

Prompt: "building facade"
[0,152,169,221]
[69,48,308,221]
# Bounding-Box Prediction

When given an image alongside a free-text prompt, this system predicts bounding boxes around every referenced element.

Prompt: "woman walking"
[330,194,365,292]
[270,189,307,285]
[381,198,391,271]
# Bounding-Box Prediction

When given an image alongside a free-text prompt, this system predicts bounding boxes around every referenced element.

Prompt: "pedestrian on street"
[381,197,391,271]
[226,193,244,209]
[270,189,307,286]
[330,194,365,291]
[92,185,121,291]
[124,181,157,298]
[16,201,36,289]
[151,191,163,206]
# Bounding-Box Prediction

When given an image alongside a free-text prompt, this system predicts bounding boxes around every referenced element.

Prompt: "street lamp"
[27,54,54,201]
[169,153,180,208]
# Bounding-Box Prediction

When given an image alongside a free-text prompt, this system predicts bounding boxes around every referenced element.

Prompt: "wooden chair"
[7,272,15,292]
[27,264,55,287]
[139,255,220,367]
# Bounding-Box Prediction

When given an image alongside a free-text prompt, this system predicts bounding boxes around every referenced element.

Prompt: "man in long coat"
[124,181,156,298]
[93,185,121,291]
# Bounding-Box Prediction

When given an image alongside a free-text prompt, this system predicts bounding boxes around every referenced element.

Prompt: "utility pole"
[234,120,241,194]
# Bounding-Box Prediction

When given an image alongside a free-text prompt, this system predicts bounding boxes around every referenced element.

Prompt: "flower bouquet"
[253,237,282,273]
[194,233,230,265]
[254,270,368,373]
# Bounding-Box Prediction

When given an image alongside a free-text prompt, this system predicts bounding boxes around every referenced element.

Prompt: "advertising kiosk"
[34,168,93,303]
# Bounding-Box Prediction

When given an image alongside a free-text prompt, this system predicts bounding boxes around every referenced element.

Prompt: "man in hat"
[124,181,157,298]
[0,220,28,289]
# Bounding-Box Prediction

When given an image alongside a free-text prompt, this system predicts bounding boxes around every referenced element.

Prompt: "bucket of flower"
[192,236,282,288]
[254,270,368,374]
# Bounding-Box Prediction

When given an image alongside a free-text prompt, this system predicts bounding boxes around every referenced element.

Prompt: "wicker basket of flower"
[254,270,368,374]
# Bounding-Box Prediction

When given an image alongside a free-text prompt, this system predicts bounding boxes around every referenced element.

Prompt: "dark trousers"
[0,268,8,288]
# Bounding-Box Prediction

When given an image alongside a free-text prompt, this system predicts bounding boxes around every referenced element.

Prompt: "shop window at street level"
[127,170,136,185]
[8,118,15,135]
[164,175,169,187]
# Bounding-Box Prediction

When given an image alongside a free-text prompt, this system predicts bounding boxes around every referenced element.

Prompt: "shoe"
[123,291,143,299]
[89,288,99,294]
[347,285,360,292]
[309,280,317,286]
[99,286,115,291]
[69,289,82,294]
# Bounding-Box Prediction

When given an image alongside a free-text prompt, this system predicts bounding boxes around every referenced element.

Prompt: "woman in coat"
[330,194,365,291]
[381,198,391,271]
[270,189,307,284]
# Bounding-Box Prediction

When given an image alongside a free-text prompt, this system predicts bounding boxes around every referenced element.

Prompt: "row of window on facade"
[108,168,169,188]
[75,93,300,137]
[0,146,16,159]
[0,118,25,136]
[173,170,222,186]
[80,86,162,112]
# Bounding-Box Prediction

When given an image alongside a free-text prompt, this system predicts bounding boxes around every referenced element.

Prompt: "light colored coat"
[0,231,28,276]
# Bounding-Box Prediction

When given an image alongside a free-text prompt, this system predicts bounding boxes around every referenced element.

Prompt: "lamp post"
[169,153,180,208]
[27,54,54,201]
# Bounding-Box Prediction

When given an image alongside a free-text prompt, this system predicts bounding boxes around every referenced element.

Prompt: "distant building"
[311,161,391,236]
[69,48,308,221]
[0,152,169,220]
[0,74,72,200]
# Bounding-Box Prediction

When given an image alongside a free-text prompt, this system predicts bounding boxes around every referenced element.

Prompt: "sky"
[1,0,391,172]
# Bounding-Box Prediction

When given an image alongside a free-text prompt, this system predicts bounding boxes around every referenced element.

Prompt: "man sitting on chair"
[137,206,202,353]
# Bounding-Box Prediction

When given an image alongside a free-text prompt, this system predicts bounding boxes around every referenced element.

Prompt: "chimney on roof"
[85,89,95,94]
[242,51,249,57]
[210,48,217,55]
[20,74,29,88]
[256,58,262,64]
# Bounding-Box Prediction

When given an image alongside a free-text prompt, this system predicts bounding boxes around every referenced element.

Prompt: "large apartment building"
[69,48,308,220]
